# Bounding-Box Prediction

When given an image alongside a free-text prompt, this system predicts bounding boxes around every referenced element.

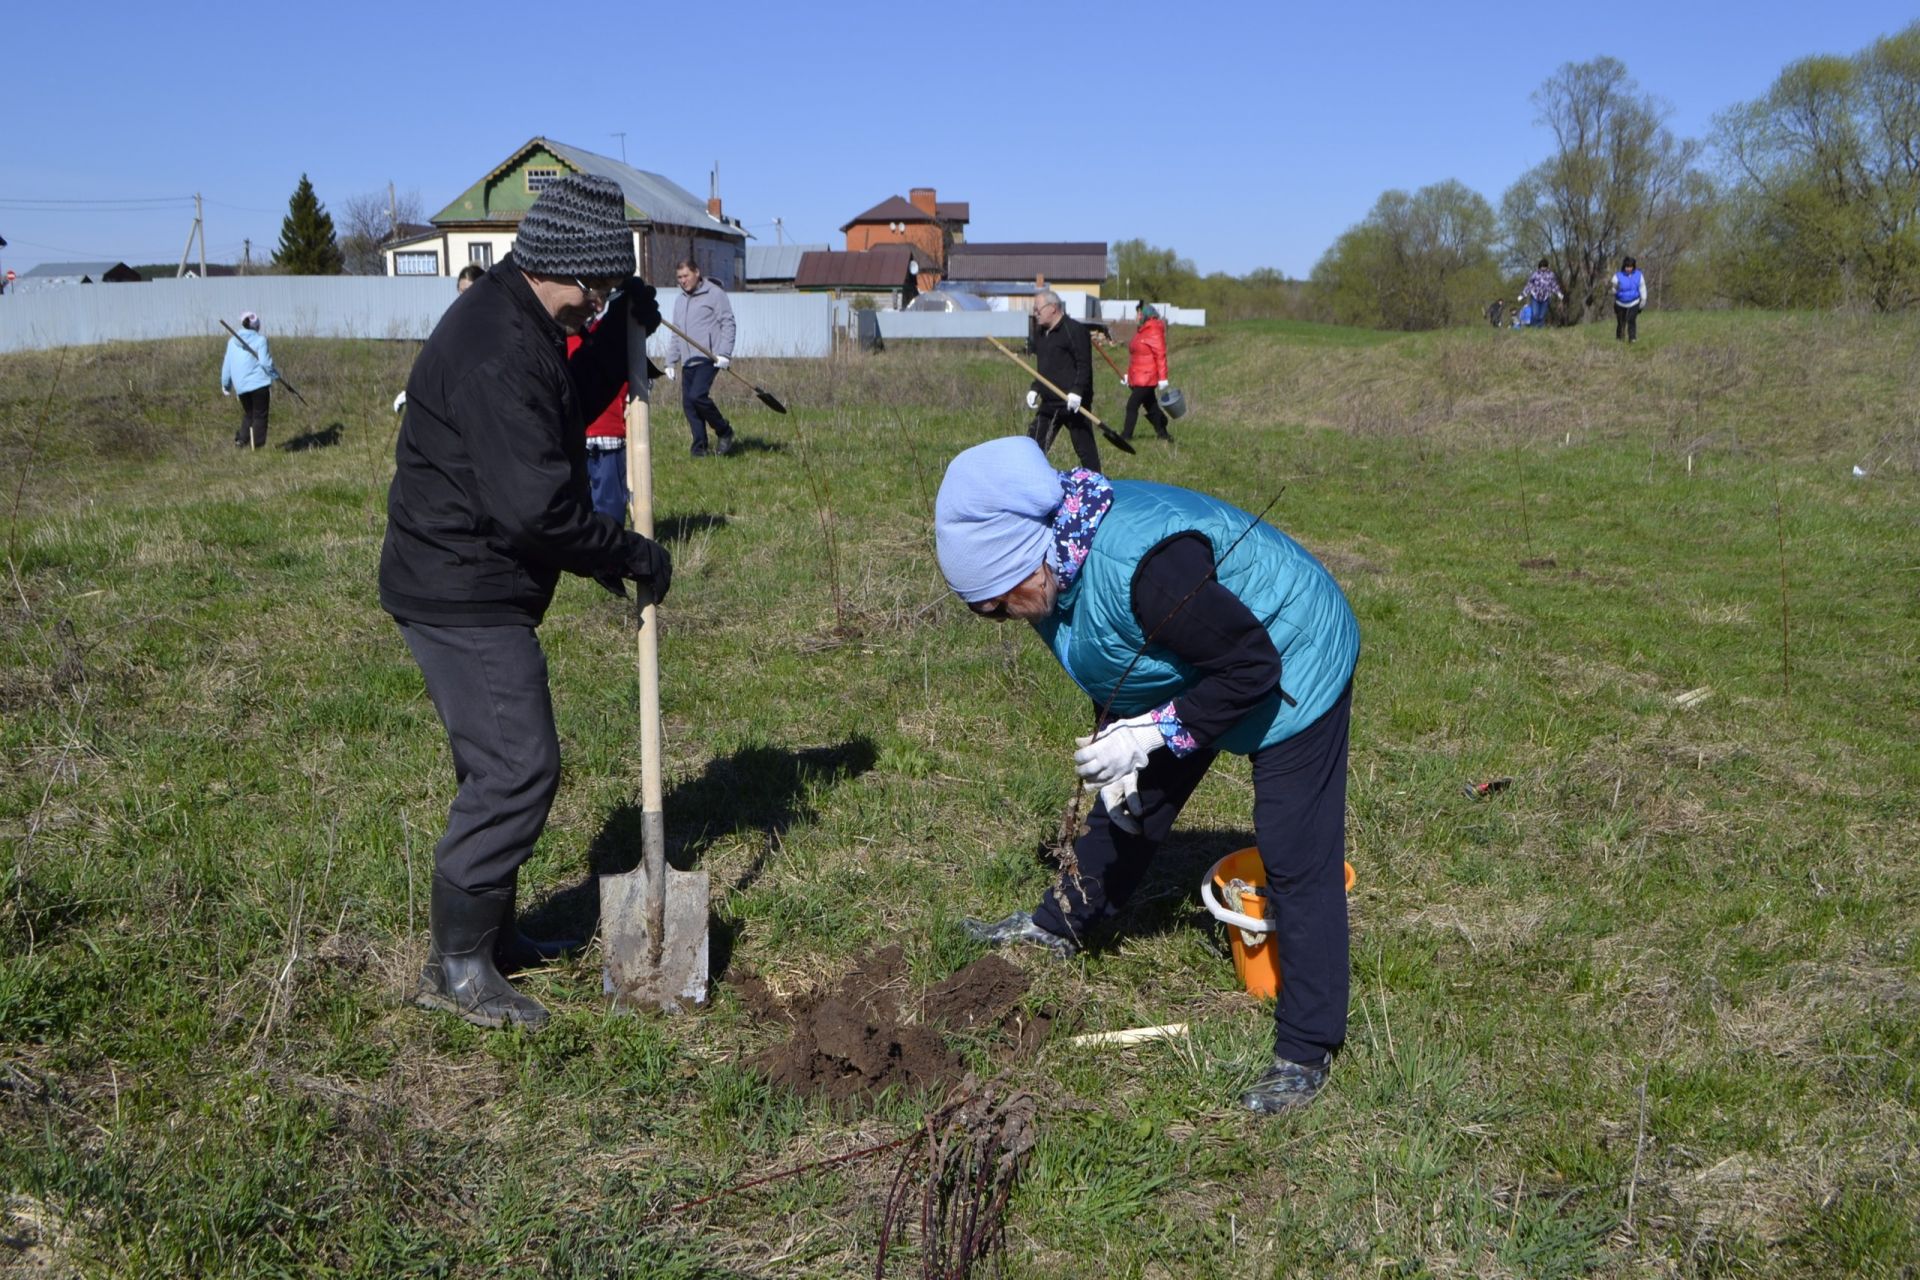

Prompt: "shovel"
[984,335,1135,455]
[601,316,710,1012]
[659,317,789,414]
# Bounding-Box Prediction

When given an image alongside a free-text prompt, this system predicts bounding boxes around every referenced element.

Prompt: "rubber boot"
[494,880,583,975]
[416,874,549,1030]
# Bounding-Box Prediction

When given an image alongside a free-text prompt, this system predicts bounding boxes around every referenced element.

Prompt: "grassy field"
[2,310,1916,1278]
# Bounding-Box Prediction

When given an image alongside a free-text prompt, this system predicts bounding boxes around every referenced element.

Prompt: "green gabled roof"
[429,136,744,240]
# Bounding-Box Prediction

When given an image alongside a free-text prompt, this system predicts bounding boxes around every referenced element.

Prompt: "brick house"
[840,188,969,293]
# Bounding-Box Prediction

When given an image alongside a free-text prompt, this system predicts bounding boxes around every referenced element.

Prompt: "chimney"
[909,187,937,217]
[708,195,723,218]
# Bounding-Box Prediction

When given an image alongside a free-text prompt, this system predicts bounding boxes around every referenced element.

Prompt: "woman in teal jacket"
[220,310,278,447]
[935,436,1360,1113]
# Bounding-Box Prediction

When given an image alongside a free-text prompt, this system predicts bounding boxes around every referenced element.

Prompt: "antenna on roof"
[611,131,627,164]
[710,163,718,202]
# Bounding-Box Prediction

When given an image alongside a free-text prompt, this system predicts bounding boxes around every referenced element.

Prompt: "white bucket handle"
[1198,870,1274,935]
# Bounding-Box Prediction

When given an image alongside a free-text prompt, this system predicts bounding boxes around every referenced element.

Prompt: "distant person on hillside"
[1025,289,1098,470]
[220,311,278,448]
[1611,256,1647,343]
[1519,258,1563,327]
[568,315,630,521]
[393,265,490,414]
[1119,303,1172,443]
[662,258,737,457]
[380,173,668,1032]
[1485,298,1506,328]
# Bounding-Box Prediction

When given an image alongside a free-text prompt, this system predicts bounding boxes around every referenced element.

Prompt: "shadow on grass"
[1027,825,1264,955]
[655,513,729,543]
[279,422,345,451]
[524,736,879,975]
[717,435,788,457]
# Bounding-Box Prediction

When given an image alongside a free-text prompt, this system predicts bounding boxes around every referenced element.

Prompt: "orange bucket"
[1202,848,1355,999]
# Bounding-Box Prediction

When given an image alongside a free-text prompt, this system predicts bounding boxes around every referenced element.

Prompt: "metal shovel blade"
[753,386,789,414]
[601,862,710,1012]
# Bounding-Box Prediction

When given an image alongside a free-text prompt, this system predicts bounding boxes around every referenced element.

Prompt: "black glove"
[593,572,628,599]
[619,278,662,337]
[625,536,672,604]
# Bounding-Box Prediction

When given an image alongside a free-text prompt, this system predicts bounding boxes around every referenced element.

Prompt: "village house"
[384,137,748,289]
[943,242,1109,302]
[840,188,968,293]
[792,244,920,309]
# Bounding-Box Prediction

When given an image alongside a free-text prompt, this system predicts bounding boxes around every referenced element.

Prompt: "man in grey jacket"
[663,259,737,456]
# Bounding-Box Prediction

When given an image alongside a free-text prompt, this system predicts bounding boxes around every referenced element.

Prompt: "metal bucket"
[1156,384,1188,419]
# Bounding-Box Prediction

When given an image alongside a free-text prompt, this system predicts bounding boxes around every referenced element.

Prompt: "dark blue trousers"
[397,620,561,894]
[680,360,733,452]
[1032,683,1353,1064]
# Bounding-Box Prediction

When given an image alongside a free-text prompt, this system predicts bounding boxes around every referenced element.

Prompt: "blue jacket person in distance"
[935,436,1360,1114]
[220,310,278,448]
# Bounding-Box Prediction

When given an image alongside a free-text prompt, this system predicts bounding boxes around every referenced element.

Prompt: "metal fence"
[873,311,1031,341]
[0,278,835,358]
[1097,299,1208,327]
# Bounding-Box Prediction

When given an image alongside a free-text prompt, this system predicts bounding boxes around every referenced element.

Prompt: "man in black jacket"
[381,173,668,1030]
[1025,289,1098,470]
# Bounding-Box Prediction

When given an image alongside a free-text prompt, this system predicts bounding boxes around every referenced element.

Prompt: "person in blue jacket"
[934,436,1360,1113]
[220,310,278,448]
[1611,256,1647,343]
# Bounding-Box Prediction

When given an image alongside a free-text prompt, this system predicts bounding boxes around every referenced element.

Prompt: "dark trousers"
[1614,302,1640,341]
[1032,683,1353,1063]
[586,446,629,522]
[1122,386,1169,439]
[235,387,271,447]
[681,360,733,453]
[1028,408,1101,471]
[398,620,561,894]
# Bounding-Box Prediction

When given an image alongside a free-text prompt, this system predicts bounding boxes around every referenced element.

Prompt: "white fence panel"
[874,311,1031,341]
[0,279,834,357]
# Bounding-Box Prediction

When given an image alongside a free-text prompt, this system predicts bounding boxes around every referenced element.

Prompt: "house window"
[468,243,493,268]
[395,251,439,276]
[525,167,562,193]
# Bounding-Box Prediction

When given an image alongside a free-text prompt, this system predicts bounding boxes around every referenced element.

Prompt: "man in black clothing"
[381,173,668,1031]
[1025,289,1099,470]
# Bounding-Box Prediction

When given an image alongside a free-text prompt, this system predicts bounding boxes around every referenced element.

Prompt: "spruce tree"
[274,174,344,275]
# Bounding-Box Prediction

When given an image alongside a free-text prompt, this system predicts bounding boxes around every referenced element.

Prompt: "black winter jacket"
[1031,315,1094,413]
[379,257,655,626]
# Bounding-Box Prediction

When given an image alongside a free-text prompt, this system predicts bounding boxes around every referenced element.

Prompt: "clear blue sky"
[1,1,1912,280]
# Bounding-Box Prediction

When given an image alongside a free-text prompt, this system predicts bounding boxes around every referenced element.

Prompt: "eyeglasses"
[574,277,619,301]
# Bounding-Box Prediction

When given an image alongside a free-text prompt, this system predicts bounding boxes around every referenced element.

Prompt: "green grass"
[2,312,1917,1277]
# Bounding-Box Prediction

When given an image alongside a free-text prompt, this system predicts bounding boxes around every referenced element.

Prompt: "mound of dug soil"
[743,946,1047,1103]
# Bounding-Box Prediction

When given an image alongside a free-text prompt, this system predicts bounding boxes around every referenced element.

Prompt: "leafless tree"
[338,187,425,276]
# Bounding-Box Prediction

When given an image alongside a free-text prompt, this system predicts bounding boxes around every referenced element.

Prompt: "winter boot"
[416,874,550,1030]
[493,880,583,975]
[962,911,1078,959]
[1240,1052,1331,1114]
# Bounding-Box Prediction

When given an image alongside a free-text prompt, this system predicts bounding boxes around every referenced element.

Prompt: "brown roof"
[840,195,936,231]
[945,241,1108,283]
[935,201,970,224]
[794,244,917,289]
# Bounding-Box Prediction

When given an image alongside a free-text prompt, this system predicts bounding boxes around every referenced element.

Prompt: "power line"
[0,199,195,212]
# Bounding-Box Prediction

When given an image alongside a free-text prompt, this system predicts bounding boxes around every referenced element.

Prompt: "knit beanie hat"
[1139,303,1157,320]
[239,311,260,330]
[512,174,635,278]
[935,437,1064,602]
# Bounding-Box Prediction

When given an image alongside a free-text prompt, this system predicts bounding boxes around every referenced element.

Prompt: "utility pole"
[177,192,206,278]
[388,181,398,239]
[611,131,627,164]
[242,239,252,274]
[774,216,784,246]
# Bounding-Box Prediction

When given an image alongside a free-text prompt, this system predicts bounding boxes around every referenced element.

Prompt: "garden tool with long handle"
[601,309,710,1012]
[983,335,1135,455]
[658,317,788,414]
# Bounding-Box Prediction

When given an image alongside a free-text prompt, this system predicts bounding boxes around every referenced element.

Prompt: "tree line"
[1105,21,1919,329]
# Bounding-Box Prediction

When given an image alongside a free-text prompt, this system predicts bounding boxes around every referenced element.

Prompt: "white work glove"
[1065,392,1083,414]
[714,355,730,369]
[1157,379,1169,390]
[222,388,232,397]
[1099,771,1144,835]
[1073,712,1163,788]
[663,365,677,381]
[392,390,407,413]
[1025,389,1040,411]
[1119,377,1129,389]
